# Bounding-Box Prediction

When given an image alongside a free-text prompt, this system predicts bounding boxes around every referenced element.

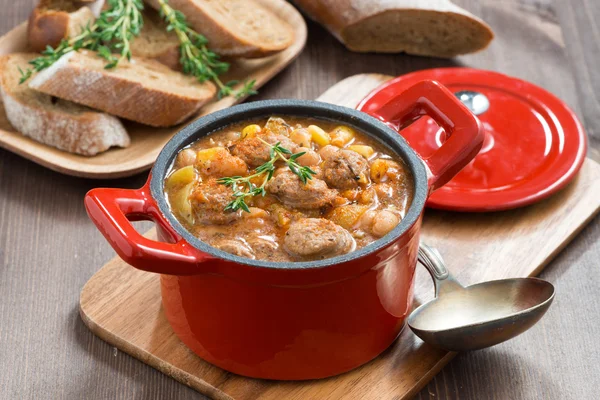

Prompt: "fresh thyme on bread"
[29,50,217,127]
[3,0,293,155]
[0,53,129,156]
[145,0,295,58]
[20,0,270,98]
[20,0,145,83]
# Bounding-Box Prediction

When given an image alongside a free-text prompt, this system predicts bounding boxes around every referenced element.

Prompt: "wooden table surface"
[1,1,598,399]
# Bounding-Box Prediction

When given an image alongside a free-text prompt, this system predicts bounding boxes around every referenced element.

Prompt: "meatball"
[267,170,337,209]
[231,133,298,168]
[284,218,355,259]
[189,179,240,225]
[322,150,369,190]
[212,239,255,259]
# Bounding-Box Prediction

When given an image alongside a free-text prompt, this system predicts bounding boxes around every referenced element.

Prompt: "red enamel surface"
[157,222,419,380]
[84,83,483,380]
[358,68,587,211]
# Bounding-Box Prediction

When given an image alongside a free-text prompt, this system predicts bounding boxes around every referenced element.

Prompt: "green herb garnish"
[217,140,316,212]
[157,0,257,99]
[19,0,144,83]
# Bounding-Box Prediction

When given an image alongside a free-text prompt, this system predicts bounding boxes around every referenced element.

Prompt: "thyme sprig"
[217,140,316,212]
[95,0,145,68]
[19,0,144,83]
[157,0,257,99]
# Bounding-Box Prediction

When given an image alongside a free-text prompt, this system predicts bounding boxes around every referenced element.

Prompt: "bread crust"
[28,7,71,52]
[28,3,96,52]
[145,0,294,58]
[292,0,494,57]
[28,50,216,127]
[0,53,130,156]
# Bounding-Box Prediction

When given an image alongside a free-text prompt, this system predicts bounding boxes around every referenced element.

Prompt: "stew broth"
[164,116,414,262]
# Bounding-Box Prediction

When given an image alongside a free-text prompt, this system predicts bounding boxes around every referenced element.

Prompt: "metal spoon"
[407,244,555,351]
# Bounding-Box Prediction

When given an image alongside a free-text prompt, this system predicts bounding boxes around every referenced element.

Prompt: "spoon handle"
[418,245,449,280]
[418,244,464,296]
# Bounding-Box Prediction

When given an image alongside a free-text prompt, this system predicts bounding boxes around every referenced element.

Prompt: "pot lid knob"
[455,90,490,116]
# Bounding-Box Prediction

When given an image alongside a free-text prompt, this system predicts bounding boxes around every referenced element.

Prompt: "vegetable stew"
[164,116,414,262]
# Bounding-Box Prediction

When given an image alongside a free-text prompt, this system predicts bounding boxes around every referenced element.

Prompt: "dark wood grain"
[0,1,598,399]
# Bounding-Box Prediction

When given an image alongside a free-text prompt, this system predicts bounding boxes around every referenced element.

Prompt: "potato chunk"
[170,182,195,224]
[165,165,196,191]
[328,204,369,229]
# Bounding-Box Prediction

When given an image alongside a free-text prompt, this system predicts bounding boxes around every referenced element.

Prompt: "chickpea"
[319,145,339,160]
[359,210,377,230]
[176,148,197,168]
[371,210,400,237]
[290,128,312,147]
[294,147,320,166]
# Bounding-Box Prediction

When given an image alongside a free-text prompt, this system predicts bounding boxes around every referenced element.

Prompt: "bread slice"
[29,50,217,127]
[0,53,129,156]
[145,0,294,58]
[27,1,101,52]
[292,0,494,58]
[130,8,181,70]
[29,2,181,71]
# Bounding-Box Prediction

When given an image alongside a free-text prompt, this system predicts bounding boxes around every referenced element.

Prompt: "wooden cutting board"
[80,74,600,400]
[0,0,306,179]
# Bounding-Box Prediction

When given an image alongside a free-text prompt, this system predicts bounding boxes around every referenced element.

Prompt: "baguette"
[29,2,181,71]
[27,1,102,52]
[130,8,181,70]
[292,0,494,58]
[145,0,294,58]
[0,53,129,156]
[28,50,217,127]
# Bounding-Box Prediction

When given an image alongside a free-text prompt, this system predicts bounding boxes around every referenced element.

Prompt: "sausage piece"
[284,218,355,259]
[322,150,369,190]
[189,178,241,225]
[231,133,298,168]
[213,239,255,259]
[267,170,337,209]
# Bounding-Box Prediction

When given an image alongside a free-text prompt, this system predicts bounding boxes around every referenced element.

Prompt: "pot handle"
[367,80,484,190]
[85,185,209,275]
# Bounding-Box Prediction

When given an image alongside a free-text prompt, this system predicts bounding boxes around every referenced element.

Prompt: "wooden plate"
[0,0,307,179]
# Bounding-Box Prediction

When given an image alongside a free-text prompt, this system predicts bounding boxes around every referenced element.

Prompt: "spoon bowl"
[408,244,555,351]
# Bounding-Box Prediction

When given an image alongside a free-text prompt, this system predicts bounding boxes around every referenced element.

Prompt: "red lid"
[358,68,587,212]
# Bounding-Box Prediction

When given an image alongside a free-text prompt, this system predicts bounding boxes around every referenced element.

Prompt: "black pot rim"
[150,99,428,270]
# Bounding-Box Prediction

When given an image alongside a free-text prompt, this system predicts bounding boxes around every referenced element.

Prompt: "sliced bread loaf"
[28,3,181,71]
[130,8,181,70]
[27,1,101,52]
[0,53,129,156]
[145,0,294,58]
[28,50,217,127]
[292,0,494,58]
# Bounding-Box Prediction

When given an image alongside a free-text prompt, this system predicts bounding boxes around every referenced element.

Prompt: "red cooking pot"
[85,81,483,380]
